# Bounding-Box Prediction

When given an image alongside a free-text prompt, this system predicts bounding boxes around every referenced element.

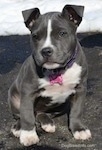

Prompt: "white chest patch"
[38,63,82,104]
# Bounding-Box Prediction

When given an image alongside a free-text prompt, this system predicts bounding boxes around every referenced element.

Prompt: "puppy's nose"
[41,47,53,57]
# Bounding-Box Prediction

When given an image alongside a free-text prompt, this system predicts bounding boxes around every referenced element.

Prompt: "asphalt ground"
[0,33,102,150]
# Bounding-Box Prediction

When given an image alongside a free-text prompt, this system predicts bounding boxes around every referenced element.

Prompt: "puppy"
[8,5,91,146]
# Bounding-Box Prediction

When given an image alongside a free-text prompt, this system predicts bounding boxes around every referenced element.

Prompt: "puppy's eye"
[59,31,67,37]
[32,34,39,40]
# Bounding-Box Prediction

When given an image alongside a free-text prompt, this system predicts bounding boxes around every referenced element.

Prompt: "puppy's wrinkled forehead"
[31,12,61,35]
[31,12,73,48]
[31,12,70,50]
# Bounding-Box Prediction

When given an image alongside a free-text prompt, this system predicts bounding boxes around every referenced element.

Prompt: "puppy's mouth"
[43,62,60,69]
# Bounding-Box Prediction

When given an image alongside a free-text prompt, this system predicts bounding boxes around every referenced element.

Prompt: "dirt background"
[0,33,102,150]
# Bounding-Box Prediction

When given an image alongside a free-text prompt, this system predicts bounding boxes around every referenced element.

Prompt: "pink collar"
[49,74,63,85]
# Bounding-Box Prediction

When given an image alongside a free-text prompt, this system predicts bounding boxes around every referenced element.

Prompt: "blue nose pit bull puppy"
[8,5,91,146]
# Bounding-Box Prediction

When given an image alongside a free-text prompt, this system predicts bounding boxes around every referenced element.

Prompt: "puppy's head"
[22,5,84,69]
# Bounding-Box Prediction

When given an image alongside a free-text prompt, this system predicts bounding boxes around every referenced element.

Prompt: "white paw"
[73,129,92,140]
[20,129,39,146]
[41,124,56,133]
[11,128,21,138]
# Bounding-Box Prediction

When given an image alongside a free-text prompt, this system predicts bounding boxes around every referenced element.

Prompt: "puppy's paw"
[73,129,92,140]
[41,124,56,133]
[20,129,39,146]
[11,128,21,138]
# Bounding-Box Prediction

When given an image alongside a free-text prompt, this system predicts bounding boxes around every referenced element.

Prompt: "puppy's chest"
[38,63,82,104]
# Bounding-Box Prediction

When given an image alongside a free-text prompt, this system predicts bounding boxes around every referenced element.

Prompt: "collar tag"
[49,74,63,85]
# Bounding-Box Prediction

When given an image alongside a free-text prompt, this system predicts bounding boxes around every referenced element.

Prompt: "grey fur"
[8,5,91,146]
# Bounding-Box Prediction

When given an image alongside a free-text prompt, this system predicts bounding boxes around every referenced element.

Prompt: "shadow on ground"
[12,145,61,150]
[0,33,102,150]
[0,35,31,74]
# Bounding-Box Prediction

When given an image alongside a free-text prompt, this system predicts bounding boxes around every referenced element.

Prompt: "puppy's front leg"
[68,83,92,140]
[20,90,39,146]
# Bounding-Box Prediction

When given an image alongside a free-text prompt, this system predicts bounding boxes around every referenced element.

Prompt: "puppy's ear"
[22,8,40,30]
[62,5,84,26]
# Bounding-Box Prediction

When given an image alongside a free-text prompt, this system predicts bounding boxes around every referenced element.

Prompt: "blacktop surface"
[0,33,102,150]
